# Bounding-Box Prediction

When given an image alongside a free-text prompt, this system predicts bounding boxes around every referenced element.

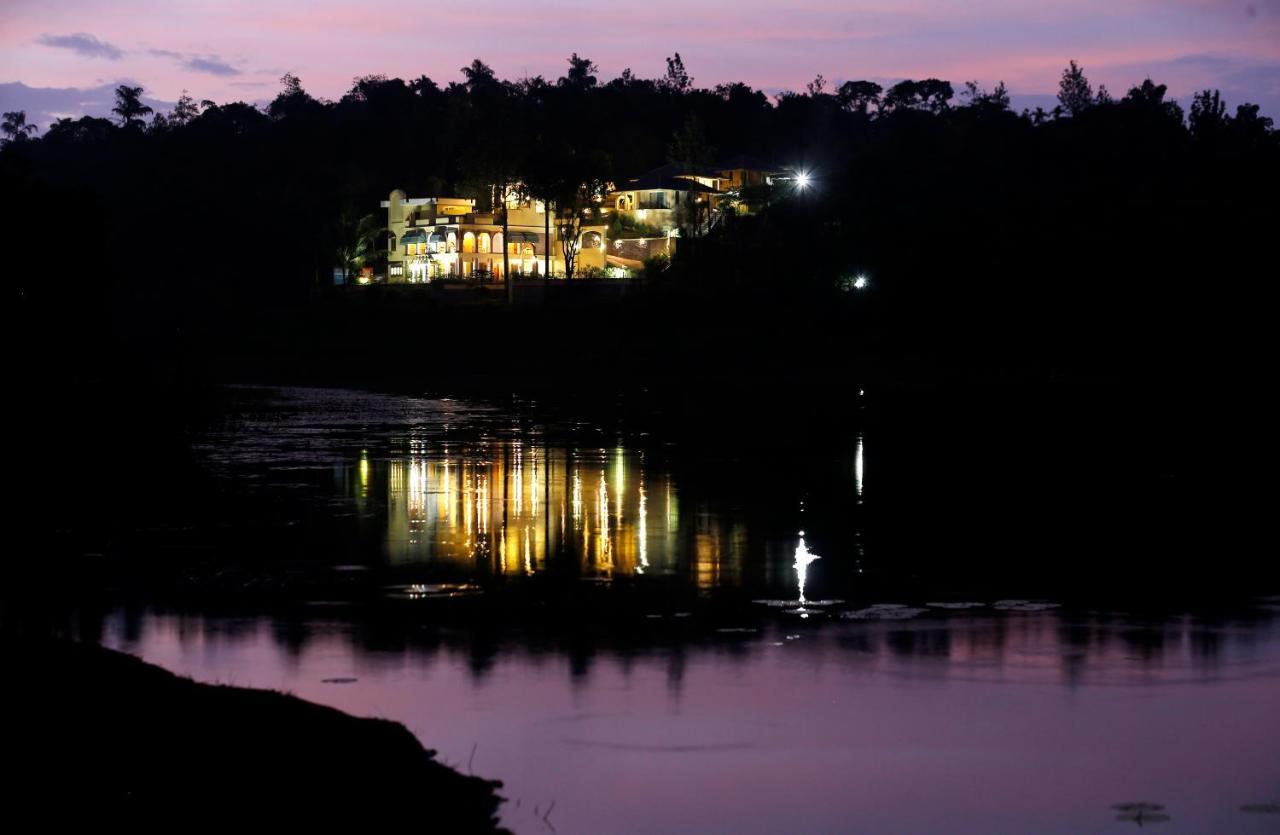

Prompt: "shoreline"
[3,635,509,828]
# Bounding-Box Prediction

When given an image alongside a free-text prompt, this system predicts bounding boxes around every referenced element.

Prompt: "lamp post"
[502,180,511,304]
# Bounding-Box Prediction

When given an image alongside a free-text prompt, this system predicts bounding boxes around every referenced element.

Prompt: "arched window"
[492,232,503,254]
[477,232,491,254]
[463,232,476,253]
[447,232,458,253]
[387,234,397,252]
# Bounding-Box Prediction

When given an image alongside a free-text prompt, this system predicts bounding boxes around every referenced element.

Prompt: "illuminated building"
[603,160,778,271]
[383,190,607,283]
[381,159,777,282]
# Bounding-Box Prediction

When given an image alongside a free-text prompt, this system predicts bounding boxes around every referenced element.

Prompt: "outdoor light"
[795,170,811,190]
[853,274,868,289]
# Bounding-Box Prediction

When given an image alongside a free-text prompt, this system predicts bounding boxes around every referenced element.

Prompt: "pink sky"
[2,0,1278,124]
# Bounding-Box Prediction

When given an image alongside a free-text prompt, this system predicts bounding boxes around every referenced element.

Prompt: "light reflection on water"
[385,444,689,579]
[199,387,773,590]
[109,386,1280,832]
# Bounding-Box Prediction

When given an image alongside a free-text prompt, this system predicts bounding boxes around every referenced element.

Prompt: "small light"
[853,274,868,290]
[795,171,811,189]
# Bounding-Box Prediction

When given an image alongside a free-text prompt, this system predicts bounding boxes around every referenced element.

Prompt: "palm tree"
[1,111,38,144]
[334,211,384,284]
[112,85,153,129]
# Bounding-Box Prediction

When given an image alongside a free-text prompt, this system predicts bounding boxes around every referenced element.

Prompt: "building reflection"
[380,439,694,580]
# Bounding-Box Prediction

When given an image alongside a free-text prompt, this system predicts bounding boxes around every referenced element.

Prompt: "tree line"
[2,54,1276,385]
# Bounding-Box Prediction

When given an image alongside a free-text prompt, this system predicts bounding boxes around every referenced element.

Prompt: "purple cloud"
[182,56,240,77]
[36,32,123,61]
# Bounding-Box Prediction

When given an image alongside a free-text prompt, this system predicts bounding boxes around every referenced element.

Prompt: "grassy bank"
[3,635,507,828]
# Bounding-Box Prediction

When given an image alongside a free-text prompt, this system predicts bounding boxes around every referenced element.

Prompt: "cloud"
[36,32,124,61]
[143,47,242,76]
[181,56,241,77]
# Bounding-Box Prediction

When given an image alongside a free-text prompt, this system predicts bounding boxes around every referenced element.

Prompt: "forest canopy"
[3,55,1276,385]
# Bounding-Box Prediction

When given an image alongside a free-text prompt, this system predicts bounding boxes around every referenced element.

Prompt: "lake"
[87,386,1279,832]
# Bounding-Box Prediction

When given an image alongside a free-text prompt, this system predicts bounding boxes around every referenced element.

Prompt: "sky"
[2,0,1278,130]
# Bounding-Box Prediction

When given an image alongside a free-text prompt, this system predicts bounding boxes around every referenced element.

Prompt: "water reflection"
[384,442,688,578]
[94,605,1280,835]
[794,532,819,604]
[369,435,763,591]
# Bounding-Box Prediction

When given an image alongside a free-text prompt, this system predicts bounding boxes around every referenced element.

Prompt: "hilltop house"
[375,158,777,283]
[382,190,607,283]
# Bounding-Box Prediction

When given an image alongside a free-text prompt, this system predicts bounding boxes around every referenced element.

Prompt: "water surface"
[97,604,1280,833]
[89,385,1280,832]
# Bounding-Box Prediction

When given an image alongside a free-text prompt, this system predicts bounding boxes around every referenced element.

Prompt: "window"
[463,232,476,253]
[477,232,490,254]
[448,232,458,253]
[492,232,504,254]
[387,234,397,252]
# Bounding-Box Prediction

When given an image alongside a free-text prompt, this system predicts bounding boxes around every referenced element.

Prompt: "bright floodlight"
[853,274,868,289]
[795,171,811,190]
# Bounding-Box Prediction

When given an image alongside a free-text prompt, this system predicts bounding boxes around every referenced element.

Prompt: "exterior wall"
[607,236,675,269]
[385,190,586,282]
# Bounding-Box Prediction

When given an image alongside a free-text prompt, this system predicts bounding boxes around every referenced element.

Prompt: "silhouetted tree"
[837,81,882,115]
[171,91,200,126]
[334,211,383,284]
[555,170,608,281]
[1121,78,1184,125]
[883,79,953,114]
[268,73,323,120]
[1231,103,1275,147]
[1057,60,1093,116]
[961,81,1011,113]
[660,53,693,94]
[1189,89,1228,141]
[112,85,153,129]
[560,53,598,90]
[1,110,37,144]
[461,59,498,92]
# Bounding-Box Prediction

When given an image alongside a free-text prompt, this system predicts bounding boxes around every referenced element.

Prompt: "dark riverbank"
[3,634,507,827]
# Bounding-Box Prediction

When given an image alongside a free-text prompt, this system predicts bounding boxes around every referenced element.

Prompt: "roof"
[617,171,722,194]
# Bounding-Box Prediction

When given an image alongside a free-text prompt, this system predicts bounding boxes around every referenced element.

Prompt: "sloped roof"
[618,170,722,194]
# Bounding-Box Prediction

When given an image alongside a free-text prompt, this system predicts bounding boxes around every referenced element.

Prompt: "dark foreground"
[3,635,507,829]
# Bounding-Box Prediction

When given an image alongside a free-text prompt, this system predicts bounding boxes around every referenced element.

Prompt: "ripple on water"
[993,600,1061,612]
[841,605,929,621]
[383,583,484,600]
